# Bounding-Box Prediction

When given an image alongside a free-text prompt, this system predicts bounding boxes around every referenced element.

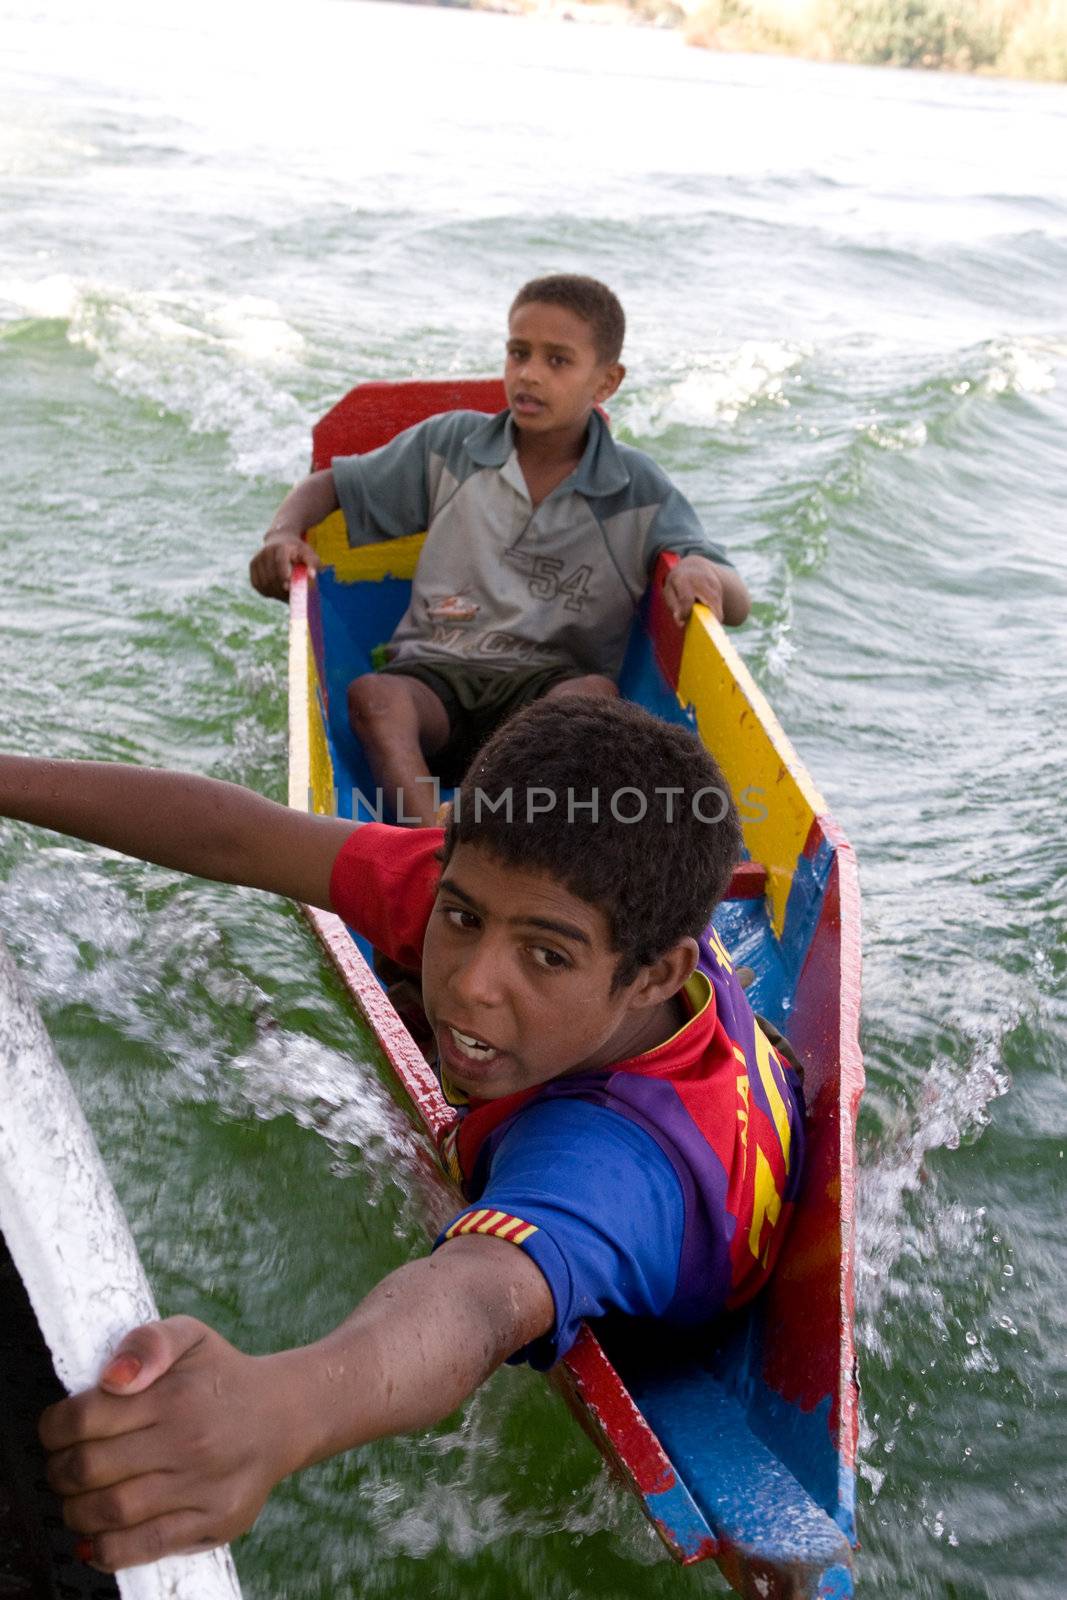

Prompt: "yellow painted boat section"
[306,642,336,816]
[309,512,425,582]
[288,574,336,818]
[678,608,828,936]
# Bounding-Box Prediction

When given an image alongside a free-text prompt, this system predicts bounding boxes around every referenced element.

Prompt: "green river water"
[1,3,1065,1595]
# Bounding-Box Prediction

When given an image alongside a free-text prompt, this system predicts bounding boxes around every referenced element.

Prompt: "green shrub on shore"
[683,0,1067,79]
[999,0,1067,76]
[827,0,1003,70]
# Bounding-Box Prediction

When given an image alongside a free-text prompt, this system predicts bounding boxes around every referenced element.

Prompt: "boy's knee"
[349,673,451,764]
[347,674,395,729]
[546,674,619,702]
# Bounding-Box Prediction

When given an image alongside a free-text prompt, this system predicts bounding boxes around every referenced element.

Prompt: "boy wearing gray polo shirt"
[251,275,750,825]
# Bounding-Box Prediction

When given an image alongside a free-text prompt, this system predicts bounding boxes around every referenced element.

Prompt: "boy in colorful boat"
[3,696,802,1572]
[250,276,751,824]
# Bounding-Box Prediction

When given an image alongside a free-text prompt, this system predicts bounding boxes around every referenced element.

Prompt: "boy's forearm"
[717,564,751,626]
[272,1239,554,1475]
[0,756,251,873]
[264,469,339,543]
[0,755,350,908]
[252,471,338,597]
[39,1238,554,1572]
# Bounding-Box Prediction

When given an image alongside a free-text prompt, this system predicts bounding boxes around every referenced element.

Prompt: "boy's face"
[504,301,623,441]
[420,843,675,1101]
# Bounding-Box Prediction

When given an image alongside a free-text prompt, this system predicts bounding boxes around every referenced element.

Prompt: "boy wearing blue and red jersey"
[2,697,802,1573]
[329,815,801,1370]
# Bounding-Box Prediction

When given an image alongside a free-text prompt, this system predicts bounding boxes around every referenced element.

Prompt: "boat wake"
[0,272,312,482]
[856,1032,1012,1368]
[615,339,808,438]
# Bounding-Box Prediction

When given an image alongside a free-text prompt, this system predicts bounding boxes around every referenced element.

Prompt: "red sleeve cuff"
[328,823,443,971]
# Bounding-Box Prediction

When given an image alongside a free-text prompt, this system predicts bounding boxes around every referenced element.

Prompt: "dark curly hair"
[442,698,741,990]
[510,275,625,365]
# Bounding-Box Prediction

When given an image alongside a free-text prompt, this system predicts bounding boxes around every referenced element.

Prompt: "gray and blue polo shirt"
[331,408,732,679]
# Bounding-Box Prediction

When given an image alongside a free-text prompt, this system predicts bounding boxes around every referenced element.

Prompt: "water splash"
[222,1026,439,1205]
[618,340,808,436]
[980,339,1059,398]
[856,1034,1012,1363]
[0,273,312,481]
[860,418,928,452]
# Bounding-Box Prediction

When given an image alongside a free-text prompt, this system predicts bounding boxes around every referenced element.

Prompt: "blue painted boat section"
[641,1473,719,1562]
[628,1369,853,1579]
[837,1461,857,1543]
[740,1379,856,1542]
[695,1262,854,1541]
[316,569,407,814]
[816,1564,855,1599]
[713,895,791,1031]
[745,1383,857,1544]
[617,612,696,732]
[776,834,835,1026]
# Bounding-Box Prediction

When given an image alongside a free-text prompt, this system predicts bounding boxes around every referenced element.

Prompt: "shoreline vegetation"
[451,0,1067,81]
[681,0,1066,79]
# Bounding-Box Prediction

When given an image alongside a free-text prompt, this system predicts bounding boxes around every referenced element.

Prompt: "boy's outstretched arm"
[250,469,338,600]
[0,755,356,911]
[39,1237,553,1572]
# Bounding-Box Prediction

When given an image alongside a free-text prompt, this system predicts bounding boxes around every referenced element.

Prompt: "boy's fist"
[662,554,726,626]
[39,1316,292,1572]
[250,535,320,600]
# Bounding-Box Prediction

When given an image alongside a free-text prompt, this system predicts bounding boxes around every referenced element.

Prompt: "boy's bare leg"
[347,674,450,826]
[543,674,619,702]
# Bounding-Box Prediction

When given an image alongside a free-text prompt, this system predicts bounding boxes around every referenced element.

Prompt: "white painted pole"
[0,935,243,1600]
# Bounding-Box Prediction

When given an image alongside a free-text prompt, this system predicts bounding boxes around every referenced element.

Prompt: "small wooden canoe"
[288,380,864,1600]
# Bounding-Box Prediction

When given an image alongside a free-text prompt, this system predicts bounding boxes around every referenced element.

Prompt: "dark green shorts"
[379,658,583,784]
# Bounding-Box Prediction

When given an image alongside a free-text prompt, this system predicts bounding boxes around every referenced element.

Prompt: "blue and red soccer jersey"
[330,824,804,1368]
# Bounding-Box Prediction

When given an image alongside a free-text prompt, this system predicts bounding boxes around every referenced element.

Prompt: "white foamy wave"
[209,295,308,364]
[855,1037,1011,1364]
[0,124,101,180]
[0,271,82,323]
[861,418,928,452]
[225,1026,432,1189]
[0,849,442,1211]
[762,602,797,683]
[981,340,1058,398]
[0,272,312,480]
[70,287,312,480]
[366,1476,517,1561]
[0,850,146,1023]
[619,340,807,437]
[364,1384,656,1563]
